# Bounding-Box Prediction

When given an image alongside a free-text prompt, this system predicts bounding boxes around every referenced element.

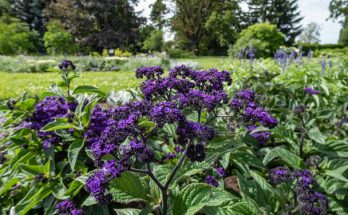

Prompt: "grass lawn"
[0,57,232,99]
[0,70,140,99]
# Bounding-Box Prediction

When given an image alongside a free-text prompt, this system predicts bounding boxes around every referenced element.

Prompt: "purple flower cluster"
[295,170,328,215]
[232,89,278,128]
[304,87,320,95]
[178,90,228,112]
[137,66,231,111]
[205,175,219,187]
[244,104,278,128]
[247,125,271,145]
[26,96,70,149]
[216,167,226,177]
[268,167,329,214]
[268,166,292,185]
[136,66,164,79]
[149,102,184,128]
[298,190,329,215]
[177,121,215,145]
[56,199,83,215]
[59,60,76,70]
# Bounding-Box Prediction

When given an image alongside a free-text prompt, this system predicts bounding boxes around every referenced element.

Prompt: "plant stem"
[299,118,306,158]
[161,152,186,215]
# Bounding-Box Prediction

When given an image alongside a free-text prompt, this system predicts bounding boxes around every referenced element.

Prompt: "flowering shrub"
[0,57,347,215]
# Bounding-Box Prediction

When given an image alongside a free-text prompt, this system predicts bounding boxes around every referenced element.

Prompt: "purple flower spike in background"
[304,87,320,95]
[249,45,255,64]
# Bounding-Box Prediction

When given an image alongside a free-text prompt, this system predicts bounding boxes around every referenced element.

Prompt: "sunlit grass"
[0,70,140,99]
[0,57,234,99]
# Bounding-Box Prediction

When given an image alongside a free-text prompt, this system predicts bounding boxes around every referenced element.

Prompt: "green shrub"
[229,23,285,58]
[43,20,78,55]
[143,29,164,52]
[0,16,38,55]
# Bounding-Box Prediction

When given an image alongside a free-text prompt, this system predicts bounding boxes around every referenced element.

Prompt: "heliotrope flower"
[149,102,184,128]
[86,171,113,204]
[136,66,164,79]
[216,167,226,177]
[304,87,320,95]
[247,125,271,145]
[26,96,69,149]
[205,175,219,187]
[56,199,83,215]
[298,190,329,215]
[59,60,76,70]
[177,121,215,145]
[268,166,292,185]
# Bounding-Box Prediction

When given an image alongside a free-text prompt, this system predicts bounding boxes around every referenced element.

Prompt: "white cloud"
[136,0,342,44]
[298,0,341,44]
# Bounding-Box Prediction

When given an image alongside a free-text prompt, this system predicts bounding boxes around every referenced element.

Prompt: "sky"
[135,0,341,44]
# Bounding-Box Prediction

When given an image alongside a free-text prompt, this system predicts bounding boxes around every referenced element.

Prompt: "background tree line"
[0,0,345,56]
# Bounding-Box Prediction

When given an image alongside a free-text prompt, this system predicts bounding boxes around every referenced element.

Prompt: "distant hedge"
[298,43,345,53]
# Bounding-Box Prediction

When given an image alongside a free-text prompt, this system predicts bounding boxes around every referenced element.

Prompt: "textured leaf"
[172,183,237,215]
[263,147,304,168]
[41,118,78,132]
[308,127,326,144]
[15,186,52,215]
[73,85,105,96]
[0,178,19,196]
[68,140,84,171]
[109,172,149,203]
[229,200,260,215]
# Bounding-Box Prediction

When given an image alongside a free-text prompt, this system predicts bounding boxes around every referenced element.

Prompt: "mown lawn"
[0,57,232,99]
[0,70,140,99]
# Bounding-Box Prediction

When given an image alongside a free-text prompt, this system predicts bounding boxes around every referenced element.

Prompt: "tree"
[143,29,164,52]
[46,0,145,52]
[171,0,241,55]
[150,0,169,30]
[339,24,348,45]
[8,0,48,52]
[204,1,243,49]
[329,0,348,23]
[247,0,303,45]
[329,0,348,44]
[0,16,38,54]
[297,22,322,44]
[230,23,285,58]
[44,20,78,55]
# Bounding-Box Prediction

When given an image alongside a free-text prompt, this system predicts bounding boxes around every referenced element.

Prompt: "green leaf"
[20,164,45,175]
[113,208,142,215]
[109,172,149,203]
[228,200,260,215]
[15,98,36,111]
[138,118,157,135]
[0,178,19,196]
[172,183,237,215]
[308,127,326,144]
[73,85,105,96]
[68,140,84,171]
[15,186,52,215]
[325,165,348,183]
[81,99,99,127]
[64,180,83,197]
[263,147,304,168]
[41,118,78,132]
